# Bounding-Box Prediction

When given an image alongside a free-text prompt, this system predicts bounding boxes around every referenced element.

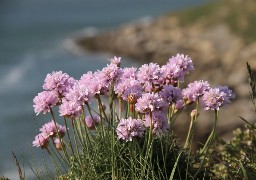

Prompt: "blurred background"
[0,0,208,179]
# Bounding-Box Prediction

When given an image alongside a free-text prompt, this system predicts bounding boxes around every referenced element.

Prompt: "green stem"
[200,110,218,154]
[168,106,174,125]
[50,108,70,163]
[184,116,195,149]
[63,117,76,158]
[194,110,219,178]
[183,98,199,149]
[119,97,122,120]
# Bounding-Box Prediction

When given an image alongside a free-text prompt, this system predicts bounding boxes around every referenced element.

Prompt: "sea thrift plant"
[30,54,235,179]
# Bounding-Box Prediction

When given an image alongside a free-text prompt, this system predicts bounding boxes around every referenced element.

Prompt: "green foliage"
[59,131,205,180]
[207,124,256,179]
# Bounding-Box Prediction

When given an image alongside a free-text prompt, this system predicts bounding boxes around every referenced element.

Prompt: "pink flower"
[115,79,143,103]
[122,80,143,103]
[85,115,100,129]
[161,54,194,84]
[109,56,121,67]
[43,71,75,95]
[202,86,235,110]
[32,133,49,149]
[182,80,210,102]
[137,63,163,92]
[144,111,169,136]
[65,81,91,106]
[135,92,167,113]
[116,117,145,141]
[40,120,66,138]
[33,91,59,115]
[59,99,82,119]
[121,67,137,80]
[80,71,102,95]
[160,85,183,105]
[217,85,236,103]
[169,54,194,75]
[100,63,122,88]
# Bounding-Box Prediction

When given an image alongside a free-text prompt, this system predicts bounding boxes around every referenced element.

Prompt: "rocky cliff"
[75,0,256,147]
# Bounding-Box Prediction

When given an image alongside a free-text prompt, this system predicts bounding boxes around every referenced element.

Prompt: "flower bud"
[54,138,64,150]
[190,109,199,119]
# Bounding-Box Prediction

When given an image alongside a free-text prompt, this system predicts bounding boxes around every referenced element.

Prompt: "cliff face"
[75,0,256,146]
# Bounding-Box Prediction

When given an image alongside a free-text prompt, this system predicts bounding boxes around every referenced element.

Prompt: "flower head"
[169,54,194,75]
[116,117,145,141]
[137,63,162,91]
[65,81,91,106]
[217,85,236,103]
[118,79,143,103]
[99,63,122,88]
[109,56,121,67]
[59,99,82,119]
[32,133,49,149]
[33,91,59,115]
[135,92,167,113]
[161,54,194,84]
[80,71,104,95]
[160,85,183,105]
[43,71,75,95]
[54,138,64,150]
[144,111,169,136]
[40,120,66,138]
[202,86,235,110]
[121,67,137,80]
[182,80,210,102]
[85,115,100,129]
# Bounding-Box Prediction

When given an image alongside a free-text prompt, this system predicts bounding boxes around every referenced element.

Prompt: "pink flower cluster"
[32,120,66,149]
[32,53,235,144]
[182,81,235,110]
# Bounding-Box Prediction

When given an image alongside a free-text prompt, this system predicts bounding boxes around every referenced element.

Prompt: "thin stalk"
[184,116,195,149]
[96,94,109,122]
[143,111,153,176]
[63,117,75,158]
[168,105,174,125]
[48,145,67,173]
[73,119,86,151]
[71,120,80,154]
[86,103,103,137]
[50,108,70,164]
[96,96,106,136]
[194,110,219,178]
[45,147,63,176]
[119,97,122,120]
[183,98,199,149]
[111,99,116,180]
[200,110,218,154]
